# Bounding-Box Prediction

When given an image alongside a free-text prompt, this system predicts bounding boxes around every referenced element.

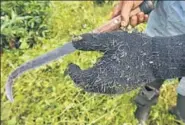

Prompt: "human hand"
[92,1,154,33]
[68,31,185,94]
[68,31,155,94]
[112,1,150,27]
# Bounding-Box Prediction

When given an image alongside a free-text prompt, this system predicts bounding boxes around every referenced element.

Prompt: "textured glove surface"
[68,31,156,94]
[68,31,185,94]
[150,36,185,79]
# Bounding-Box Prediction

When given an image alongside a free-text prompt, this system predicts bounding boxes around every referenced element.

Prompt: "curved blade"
[6,42,76,102]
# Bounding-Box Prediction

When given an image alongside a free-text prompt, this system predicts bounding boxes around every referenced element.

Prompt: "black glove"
[67,31,185,94]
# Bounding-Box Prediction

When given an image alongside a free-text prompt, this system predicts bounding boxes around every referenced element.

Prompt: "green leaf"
[8,117,17,125]
[20,38,29,49]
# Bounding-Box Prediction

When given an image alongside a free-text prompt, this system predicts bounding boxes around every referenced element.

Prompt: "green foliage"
[1,1,51,49]
[1,1,183,125]
[48,1,112,42]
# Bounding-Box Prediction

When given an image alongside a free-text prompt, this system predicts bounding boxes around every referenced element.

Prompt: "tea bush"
[1,1,51,50]
[1,1,181,125]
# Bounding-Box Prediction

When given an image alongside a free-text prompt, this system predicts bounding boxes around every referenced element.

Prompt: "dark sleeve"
[151,34,185,79]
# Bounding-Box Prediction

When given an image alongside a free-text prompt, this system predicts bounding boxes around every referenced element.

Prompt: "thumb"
[120,1,133,27]
[121,1,143,27]
[111,1,123,19]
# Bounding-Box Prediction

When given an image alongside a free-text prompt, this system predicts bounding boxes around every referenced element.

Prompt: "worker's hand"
[68,31,155,94]
[112,1,149,27]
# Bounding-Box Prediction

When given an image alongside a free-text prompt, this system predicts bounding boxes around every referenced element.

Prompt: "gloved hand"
[67,31,185,94]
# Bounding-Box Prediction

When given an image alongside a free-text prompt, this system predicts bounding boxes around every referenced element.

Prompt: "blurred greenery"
[1,1,183,125]
[1,1,51,49]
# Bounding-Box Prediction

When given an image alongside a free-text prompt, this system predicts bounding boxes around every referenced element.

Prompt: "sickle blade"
[5,42,76,102]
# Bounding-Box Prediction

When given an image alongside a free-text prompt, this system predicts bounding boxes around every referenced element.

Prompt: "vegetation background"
[1,1,182,125]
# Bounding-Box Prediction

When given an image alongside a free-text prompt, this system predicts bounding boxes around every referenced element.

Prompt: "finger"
[130,1,154,17]
[67,63,124,94]
[67,63,84,85]
[128,0,143,17]
[132,0,143,9]
[67,63,100,92]
[137,12,145,23]
[72,33,118,52]
[130,7,141,17]
[130,15,138,27]
[121,1,133,27]
[111,1,123,19]
[144,14,149,22]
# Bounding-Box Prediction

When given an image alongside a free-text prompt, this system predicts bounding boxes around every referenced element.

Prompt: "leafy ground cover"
[1,1,51,50]
[1,1,183,125]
